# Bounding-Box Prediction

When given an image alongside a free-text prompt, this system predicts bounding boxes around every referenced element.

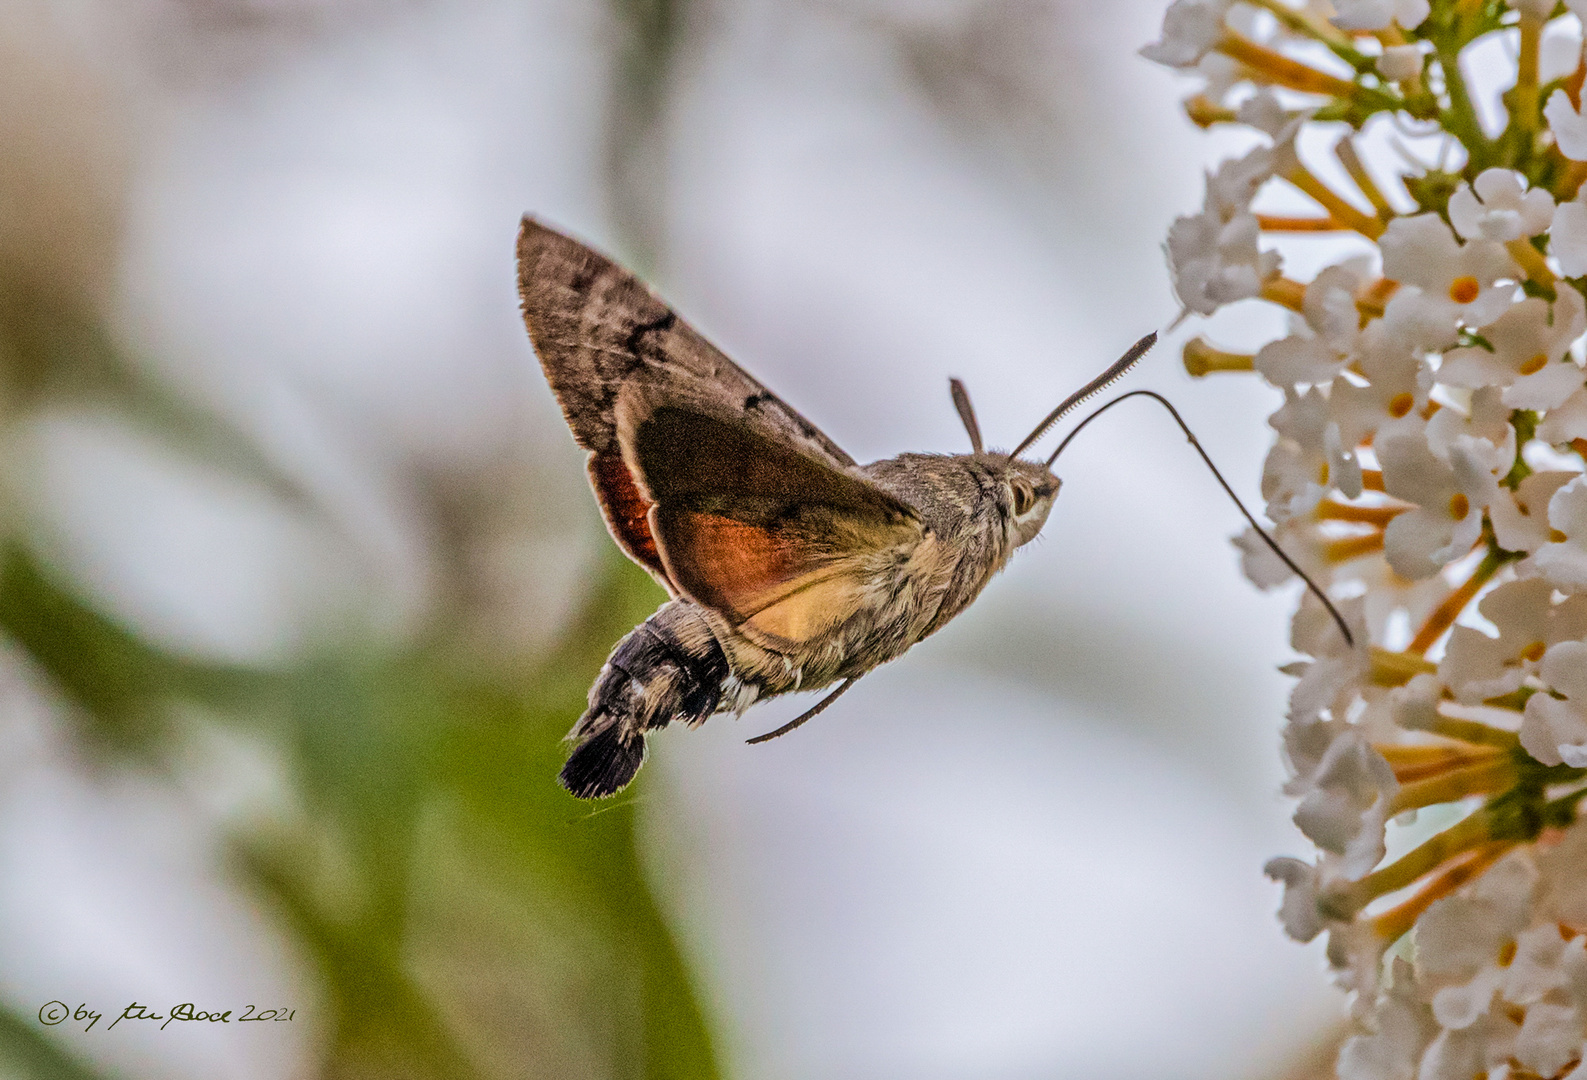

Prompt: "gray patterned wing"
[516,218,855,465]
[516,217,860,583]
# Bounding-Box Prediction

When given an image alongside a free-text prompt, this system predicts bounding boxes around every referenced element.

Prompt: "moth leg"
[559,601,731,798]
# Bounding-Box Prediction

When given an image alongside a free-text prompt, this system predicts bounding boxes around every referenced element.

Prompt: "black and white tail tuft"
[558,601,731,798]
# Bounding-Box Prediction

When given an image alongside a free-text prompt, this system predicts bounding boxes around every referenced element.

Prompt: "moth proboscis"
[515,217,1352,799]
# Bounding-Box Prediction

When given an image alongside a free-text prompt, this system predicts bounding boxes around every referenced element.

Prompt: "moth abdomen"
[559,601,731,798]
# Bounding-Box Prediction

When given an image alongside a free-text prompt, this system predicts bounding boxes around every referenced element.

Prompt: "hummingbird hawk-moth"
[516,218,1345,799]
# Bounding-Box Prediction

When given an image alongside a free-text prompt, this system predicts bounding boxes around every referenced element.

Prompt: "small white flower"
[1352,559,1451,644]
[1331,0,1431,31]
[1259,263,1379,391]
[1417,854,1538,982]
[1491,472,1582,554]
[1500,923,1574,1004]
[1546,89,1587,162]
[1308,262,1372,351]
[1263,387,1360,516]
[1438,578,1587,704]
[1286,595,1369,729]
[1379,214,1519,343]
[1449,169,1555,244]
[1265,856,1329,942]
[1417,1019,1515,1080]
[1234,521,1327,590]
[1553,197,1587,278]
[1167,141,1292,315]
[1141,0,1231,68]
[1257,334,1349,388]
[1536,477,1587,593]
[1539,386,1587,444]
[1515,1003,1583,1079]
[1235,90,1292,138]
[1292,730,1398,876]
[1387,671,1446,733]
[1338,961,1436,1080]
[1425,387,1517,466]
[1330,318,1429,449]
[1438,291,1587,411]
[1378,425,1505,579]
[1521,640,1587,766]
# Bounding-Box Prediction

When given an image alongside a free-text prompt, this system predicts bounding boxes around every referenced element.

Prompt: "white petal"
[1418,1026,1484,1080]
[1521,695,1582,766]
[1263,857,1325,942]
[1519,187,1557,235]
[1378,44,1423,81]
[1381,214,1462,287]
[1541,640,1587,702]
[1385,508,1454,579]
[1140,0,1231,67]
[1439,346,1512,390]
[1547,90,1587,162]
[1538,541,1587,594]
[1256,335,1344,386]
[1431,974,1496,1031]
[1394,0,1429,27]
[1450,185,1486,242]
[1515,1004,1581,1078]
[1553,202,1587,277]
[1475,168,1524,205]
[1539,480,1587,593]
[1233,526,1297,588]
[1505,362,1586,410]
[1331,0,1397,29]
[1539,387,1587,443]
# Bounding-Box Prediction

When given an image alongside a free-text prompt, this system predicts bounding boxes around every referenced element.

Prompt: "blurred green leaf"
[0,1007,103,1080]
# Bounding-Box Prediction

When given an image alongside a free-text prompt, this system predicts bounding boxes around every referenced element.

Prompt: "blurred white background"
[0,0,1348,1077]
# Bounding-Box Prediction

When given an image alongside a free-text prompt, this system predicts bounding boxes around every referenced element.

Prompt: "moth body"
[559,449,1058,798]
[517,218,1060,797]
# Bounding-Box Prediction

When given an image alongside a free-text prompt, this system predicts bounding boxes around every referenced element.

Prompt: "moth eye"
[1011,481,1035,516]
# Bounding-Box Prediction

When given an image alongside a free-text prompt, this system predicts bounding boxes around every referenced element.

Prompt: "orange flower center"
[1498,938,1518,967]
[1449,276,1480,304]
[1448,493,1471,520]
[1519,352,1549,375]
[1552,529,1570,543]
[1521,641,1547,663]
[1388,392,1415,418]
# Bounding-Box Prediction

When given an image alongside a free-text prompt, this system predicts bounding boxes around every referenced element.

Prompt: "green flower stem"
[1502,10,1544,168]
[1389,756,1518,814]
[1407,546,1511,655]
[1426,712,1523,749]
[1335,136,1395,220]
[1286,163,1385,238]
[1218,32,1363,99]
[1335,809,1495,917]
[1430,18,1496,171]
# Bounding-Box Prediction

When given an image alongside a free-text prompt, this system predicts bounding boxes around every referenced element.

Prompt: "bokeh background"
[0,1,1350,1078]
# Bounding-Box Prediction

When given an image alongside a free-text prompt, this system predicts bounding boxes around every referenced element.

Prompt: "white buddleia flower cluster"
[1149,1,1587,1076]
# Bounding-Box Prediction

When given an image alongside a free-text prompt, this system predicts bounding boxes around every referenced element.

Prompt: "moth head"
[1000,456,1059,546]
[948,378,1060,546]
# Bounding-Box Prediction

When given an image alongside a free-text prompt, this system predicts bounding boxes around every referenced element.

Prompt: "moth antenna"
[1010,331,1156,460]
[746,677,859,744]
[949,378,984,454]
[1047,389,1356,650]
